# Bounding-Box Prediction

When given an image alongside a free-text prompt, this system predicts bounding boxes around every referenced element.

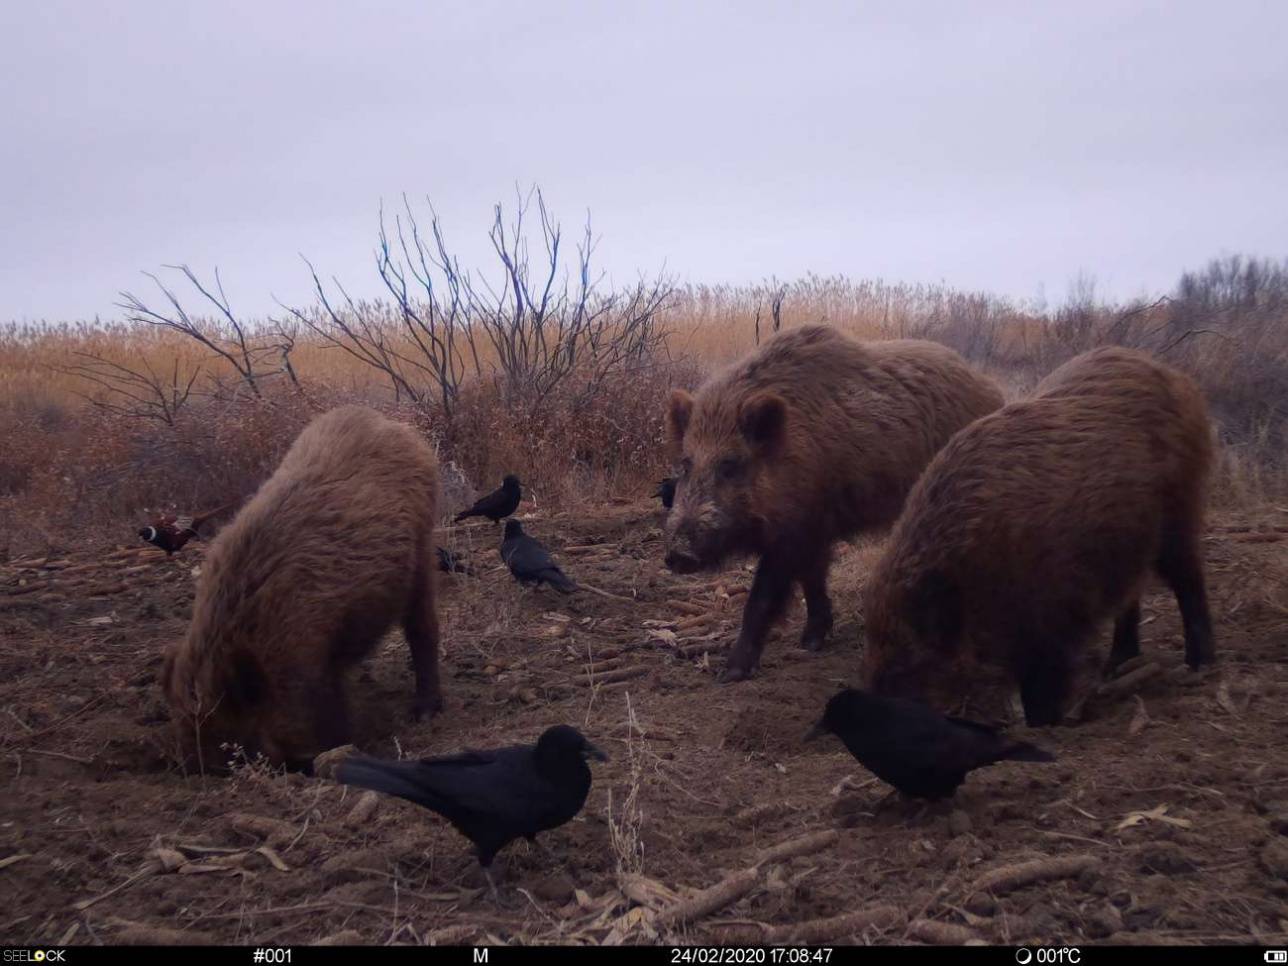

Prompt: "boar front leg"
[720,554,794,683]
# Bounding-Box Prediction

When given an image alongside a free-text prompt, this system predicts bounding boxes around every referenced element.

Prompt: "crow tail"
[547,570,578,594]
[334,756,440,808]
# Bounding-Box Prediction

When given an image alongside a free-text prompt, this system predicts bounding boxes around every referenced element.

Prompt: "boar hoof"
[800,630,829,653]
[718,663,756,684]
[412,693,444,720]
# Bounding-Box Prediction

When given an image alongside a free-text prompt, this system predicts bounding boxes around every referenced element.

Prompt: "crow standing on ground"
[805,688,1055,801]
[655,477,677,510]
[500,520,577,593]
[436,546,475,576]
[333,725,607,896]
[454,474,522,523]
[138,502,234,555]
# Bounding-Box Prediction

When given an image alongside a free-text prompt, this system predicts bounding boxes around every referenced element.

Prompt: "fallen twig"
[72,859,165,911]
[966,854,1096,897]
[756,830,838,866]
[619,873,682,910]
[579,583,635,603]
[1096,662,1162,699]
[654,867,760,929]
[908,918,980,944]
[766,905,901,943]
[23,748,94,765]
[22,695,107,742]
[587,665,650,686]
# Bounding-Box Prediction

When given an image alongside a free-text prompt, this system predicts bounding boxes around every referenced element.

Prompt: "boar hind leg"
[1156,525,1216,670]
[403,551,444,719]
[721,555,794,683]
[312,672,352,755]
[799,553,834,653]
[1105,600,1141,676]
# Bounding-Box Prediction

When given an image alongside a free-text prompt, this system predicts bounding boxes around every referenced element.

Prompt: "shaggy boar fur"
[664,325,1005,681]
[162,405,443,769]
[862,346,1217,725]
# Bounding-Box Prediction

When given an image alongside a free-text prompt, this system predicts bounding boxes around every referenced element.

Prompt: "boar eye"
[716,458,743,482]
[680,458,694,477]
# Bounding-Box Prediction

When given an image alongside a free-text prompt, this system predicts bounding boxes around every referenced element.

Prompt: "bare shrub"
[288,188,675,417]
[2,249,1286,558]
[54,349,201,425]
[118,265,302,401]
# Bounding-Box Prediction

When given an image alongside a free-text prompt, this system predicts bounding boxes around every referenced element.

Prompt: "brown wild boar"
[162,405,443,769]
[862,346,1217,726]
[664,325,1005,681]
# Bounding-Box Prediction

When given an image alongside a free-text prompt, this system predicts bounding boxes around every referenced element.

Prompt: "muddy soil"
[2,504,1287,946]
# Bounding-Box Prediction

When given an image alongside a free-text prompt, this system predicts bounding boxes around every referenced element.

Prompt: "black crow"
[655,477,677,510]
[500,520,576,593]
[333,725,607,895]
[436,546,475,576]
[805,688,1055,801]
[454,474,522,523]
[138,501,235,555]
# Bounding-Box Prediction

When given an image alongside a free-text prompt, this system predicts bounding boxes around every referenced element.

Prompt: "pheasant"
[138,501,235,555]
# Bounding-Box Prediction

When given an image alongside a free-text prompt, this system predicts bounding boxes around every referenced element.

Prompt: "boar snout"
[665,508,726,572]
[665,545,703,574]
[664,522,704,572]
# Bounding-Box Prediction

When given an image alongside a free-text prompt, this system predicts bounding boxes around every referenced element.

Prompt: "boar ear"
[738,392,787,449]
[667,389,695,444]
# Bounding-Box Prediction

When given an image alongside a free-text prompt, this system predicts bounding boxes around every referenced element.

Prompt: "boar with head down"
[664,325,1004,682]
[163,405,444,771]
[861,346,1217,726]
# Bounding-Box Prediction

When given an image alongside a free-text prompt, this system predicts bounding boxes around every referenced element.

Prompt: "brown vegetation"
[2,250,1285,563]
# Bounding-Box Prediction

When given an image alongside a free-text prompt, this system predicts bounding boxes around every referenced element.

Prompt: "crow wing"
[335,746,570,858]
[503,536,555,575]
[943,714,1002,737]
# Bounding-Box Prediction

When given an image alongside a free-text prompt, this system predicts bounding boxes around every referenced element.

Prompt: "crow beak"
[584,742,609,763]
[803,721,828,743]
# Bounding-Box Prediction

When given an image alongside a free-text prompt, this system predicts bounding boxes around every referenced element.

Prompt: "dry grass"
[2,258,1286,559]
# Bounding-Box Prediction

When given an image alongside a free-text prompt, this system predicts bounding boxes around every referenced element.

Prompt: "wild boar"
[664,324,1005,681]
[162,405,443,769]
[862,346,1217,725]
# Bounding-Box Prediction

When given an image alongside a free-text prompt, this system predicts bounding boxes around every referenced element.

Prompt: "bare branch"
[55,349,202,425]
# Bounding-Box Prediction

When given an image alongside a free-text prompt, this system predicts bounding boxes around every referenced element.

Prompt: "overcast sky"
[2,0,1285,322]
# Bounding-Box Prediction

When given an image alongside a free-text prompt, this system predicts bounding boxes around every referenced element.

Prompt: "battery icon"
[1265,951,1287,963]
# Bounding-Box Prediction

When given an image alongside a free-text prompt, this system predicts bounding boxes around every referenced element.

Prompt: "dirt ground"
[2,500,1288,947]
